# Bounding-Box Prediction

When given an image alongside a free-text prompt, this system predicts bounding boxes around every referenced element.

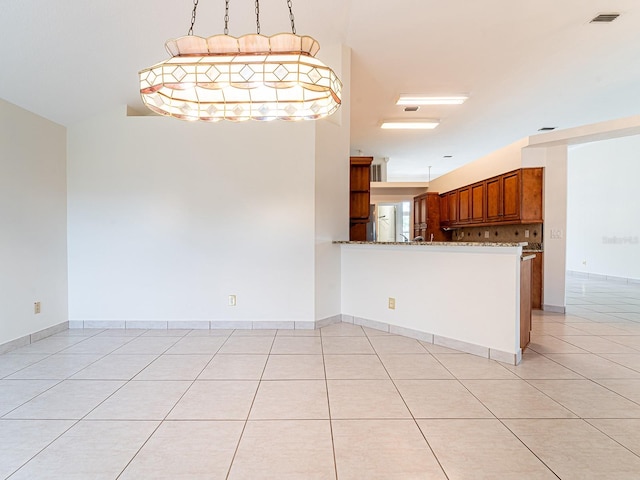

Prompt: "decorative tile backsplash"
[452,223,543,249]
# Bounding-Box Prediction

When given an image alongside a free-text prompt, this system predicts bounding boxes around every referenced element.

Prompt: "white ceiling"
[1,0,639,180]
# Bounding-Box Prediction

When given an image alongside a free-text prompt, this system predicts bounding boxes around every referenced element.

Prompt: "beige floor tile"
[120,421,244,479]
[418,419,557,479]
[321,336,374,354]
[599,353,640,372]
[528,379,640,418]
[592,378,640,404]
[9,420,158,480]
[71,354,157,380]
[4,379,124,419]
[228,420,335,480]
[504,419,640,480]
[6,354,103,380]
[113,336,179,355]
[217,336,274,354]
[554,335,639,354]
[167,380,258,420]
[320,323,365,336]
[379,354,454,379]
[0,419,75,479]
[368,335,427,354]
[503,350,583,379]
[527,334,588,354]
[531,323,590,336]
[59,336,134,354]
[164,336,226,355]
[324,354,389,379]
[433,353,518,379]
[568,323,632,335]
[0,354,50,378]
[419,341,464,354]
[327,379,411,419]
[600,335,640,350]
[0,380,59,416]
[86,380,191,420]
[262,354,325,380]
[141,329,191,337]
[361,326,393,336]
[276,329,321,336]
[231,329,277,336]
[95,329,146,337]
[544,353,640,378]
[587,419,640,456]
[111,336,179,355]
[134,354,212,380]
[186,329,234,336]
[9,336,87,354]
[333,419,446,479]
[270,336,323,354]
[461,379,576,418]
[199,354,268,380]
[249,380,329,419]
[395,380,493,419]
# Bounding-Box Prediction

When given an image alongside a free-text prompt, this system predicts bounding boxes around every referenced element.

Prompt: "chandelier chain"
[188,0,199,35]
[255,0,261,34]
[224,0,230,35]
[287,0,296,34]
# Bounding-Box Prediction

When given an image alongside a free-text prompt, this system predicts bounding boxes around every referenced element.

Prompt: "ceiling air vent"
[538,127,556,131]
[404,106,419,112]
[590,13,620,23]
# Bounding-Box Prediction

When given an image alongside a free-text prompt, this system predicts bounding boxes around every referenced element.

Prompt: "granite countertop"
[334,241,528,247]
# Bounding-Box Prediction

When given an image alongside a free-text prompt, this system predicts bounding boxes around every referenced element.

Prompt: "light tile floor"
[2,276,640,478]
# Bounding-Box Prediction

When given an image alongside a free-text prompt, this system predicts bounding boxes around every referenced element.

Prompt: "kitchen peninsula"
[335,240,533,365]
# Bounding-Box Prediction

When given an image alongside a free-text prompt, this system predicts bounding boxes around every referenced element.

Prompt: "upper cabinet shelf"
[439,168,543,228]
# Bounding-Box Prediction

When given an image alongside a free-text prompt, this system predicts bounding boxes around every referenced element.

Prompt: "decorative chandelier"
[139,0,342,122]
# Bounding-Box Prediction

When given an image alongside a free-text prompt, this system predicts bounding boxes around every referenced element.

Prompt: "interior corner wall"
[0,98,68,344]
[567,135,640,280]
[67,107,317,325]
[541,145,568,310]
[314,44,351,321]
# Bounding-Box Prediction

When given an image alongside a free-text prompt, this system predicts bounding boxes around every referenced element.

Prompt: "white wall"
[341,244,522,358]
[67,106,319,326]
[428,139,528,194]
[0,98,68,344]
[567,135,640,280]
[314,45,351,321]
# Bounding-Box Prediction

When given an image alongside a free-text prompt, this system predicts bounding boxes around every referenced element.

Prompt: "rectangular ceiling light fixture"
[396,95,468,105]
[380,120,440,130]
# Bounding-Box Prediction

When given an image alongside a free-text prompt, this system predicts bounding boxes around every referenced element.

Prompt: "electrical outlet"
[525,230,530,238]
[34,302,41,314]
[484,231,489,239]
[228,295,237,307]
[388,297,396,310]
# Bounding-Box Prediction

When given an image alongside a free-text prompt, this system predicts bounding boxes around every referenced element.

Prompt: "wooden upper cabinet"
[458,187,471,223]
[349,156,373,240]
[412,192,448,241]
[439,194,449,225]
[502,170,521,221]
[447,191,458,224]
[440,167,543,227]
[520,167,544,223]
[471,182,484,223]
[485,176,501,222]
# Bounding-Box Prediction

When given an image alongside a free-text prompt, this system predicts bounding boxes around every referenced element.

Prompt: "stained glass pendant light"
[139,0,342,122]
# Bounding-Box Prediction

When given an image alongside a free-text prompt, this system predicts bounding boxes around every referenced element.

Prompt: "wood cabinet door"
[439,195,449,225]
[419,196,428,225]
[350,192,370,219]
[458,187,471,223]
[471,182,484,223]
[447,191,458,225]
[502,170,521,220]
[413,198,420,229]
[485,176,501,222]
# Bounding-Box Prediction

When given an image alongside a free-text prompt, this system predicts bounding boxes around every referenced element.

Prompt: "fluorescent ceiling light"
[380,120,440,130]
[396,95,468,106]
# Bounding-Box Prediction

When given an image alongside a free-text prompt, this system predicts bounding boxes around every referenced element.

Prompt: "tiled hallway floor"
[2,276,640,478]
